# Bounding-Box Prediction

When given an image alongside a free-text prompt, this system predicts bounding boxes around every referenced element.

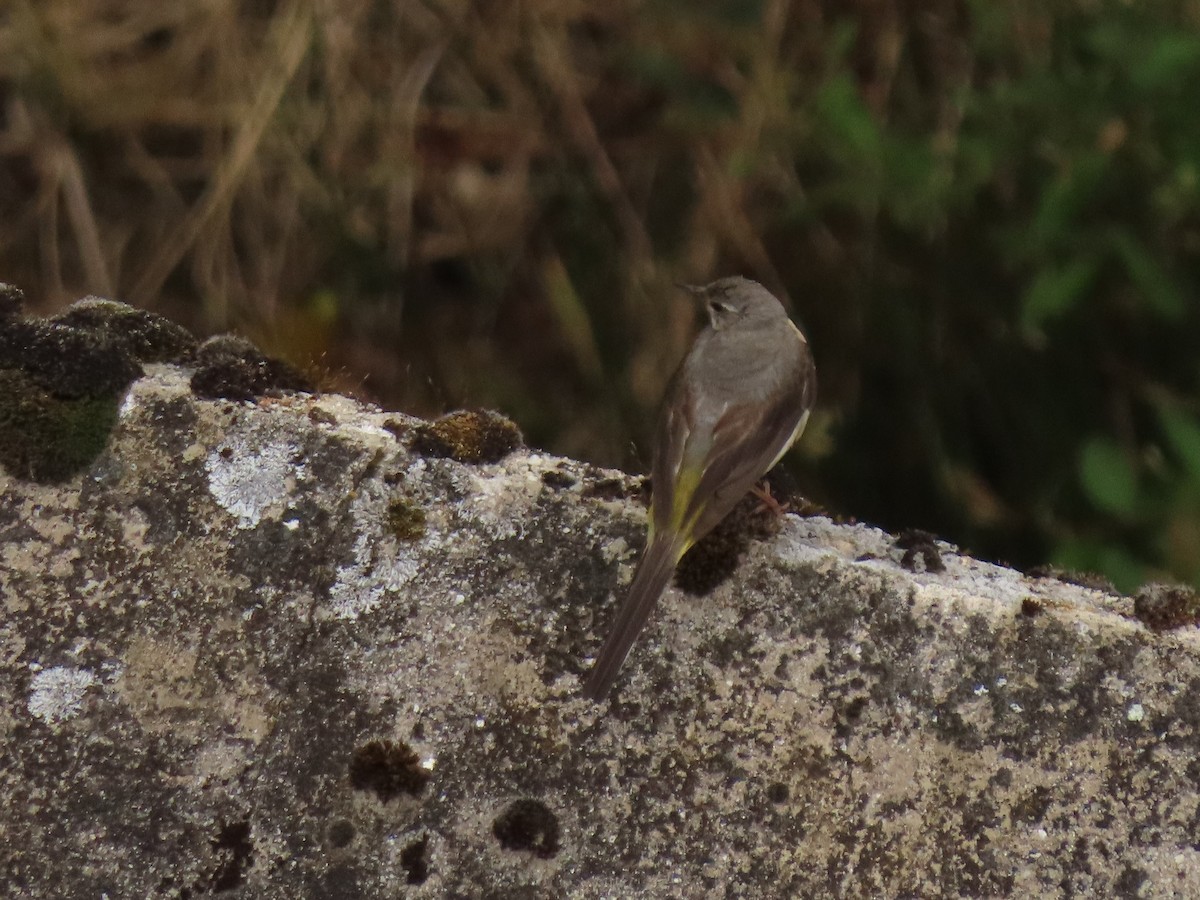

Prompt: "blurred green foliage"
[4,0,1200,590]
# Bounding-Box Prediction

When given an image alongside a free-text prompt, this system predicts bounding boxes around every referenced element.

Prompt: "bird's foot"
[750,481,789,519]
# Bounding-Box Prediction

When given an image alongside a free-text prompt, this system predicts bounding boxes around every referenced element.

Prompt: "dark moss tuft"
[1028,564,1118,595]
[788,495,827,517]
[0,320,143,399]
[399,834,431,884]
[382,417,411,442]
[209,820,254,892]
[581,475,632,501]
[53,296,197,362]
[541,468,577,490]
[492,799,560,858]
[675,493,780,596]
[409,409,522,464]
[0,295,197,414]
[894,528,945,574]
[1010,785,1053,824]
[189,334,313,401]
[386,497,427,541]
[309,406,338,426]
[1133,582,1200,631]
[349,739,430,802]
[0,369,121,482]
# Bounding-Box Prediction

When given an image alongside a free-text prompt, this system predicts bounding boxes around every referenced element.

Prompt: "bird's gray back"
[683,318,805,406]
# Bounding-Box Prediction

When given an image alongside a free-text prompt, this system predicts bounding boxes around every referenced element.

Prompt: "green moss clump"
[0,294,160,482]
[0,369,121,482]
[386,498,427,542]
[409,409,522,464]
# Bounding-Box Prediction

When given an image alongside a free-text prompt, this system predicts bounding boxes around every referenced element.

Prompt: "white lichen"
[205,426,300,528]
[28,665,99,724]
[328,482,419,620]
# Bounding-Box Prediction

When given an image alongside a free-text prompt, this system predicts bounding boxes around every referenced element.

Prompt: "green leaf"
[1020,256,1099,331]
[1156,404,1200,481]
[815,74,882,168]
[880,136,944,227]
[1029,154,1109,249]
[1108,229,1186,320]
[1132,34,1200,90]
[1079,437,1139,517]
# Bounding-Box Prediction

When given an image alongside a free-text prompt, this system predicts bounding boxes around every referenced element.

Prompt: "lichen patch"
[27,664,99,725]
[205,427,301,528]
[328,482,420,620]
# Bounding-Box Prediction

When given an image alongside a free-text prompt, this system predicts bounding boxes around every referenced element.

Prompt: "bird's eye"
[709,300,733,315]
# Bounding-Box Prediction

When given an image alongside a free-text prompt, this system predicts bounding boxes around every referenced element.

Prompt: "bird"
[582,276,817,701]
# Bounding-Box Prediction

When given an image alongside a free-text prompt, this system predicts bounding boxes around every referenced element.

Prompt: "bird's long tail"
[582,533,687,701]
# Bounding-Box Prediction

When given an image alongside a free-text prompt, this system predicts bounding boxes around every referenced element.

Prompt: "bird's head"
[677,277,785,331]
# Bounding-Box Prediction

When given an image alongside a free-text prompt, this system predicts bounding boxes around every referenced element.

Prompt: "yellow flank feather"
[669,462,704,549]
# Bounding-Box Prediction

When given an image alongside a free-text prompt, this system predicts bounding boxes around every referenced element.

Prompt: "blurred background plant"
[3,0,1200,591]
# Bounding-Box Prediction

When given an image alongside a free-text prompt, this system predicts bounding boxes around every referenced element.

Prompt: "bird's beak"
[675,282,707,303]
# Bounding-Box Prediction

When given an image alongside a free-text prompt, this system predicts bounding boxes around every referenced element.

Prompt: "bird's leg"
[750,480,789,518]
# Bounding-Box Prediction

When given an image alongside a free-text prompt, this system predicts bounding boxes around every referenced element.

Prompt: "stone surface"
[3,358,1200,897]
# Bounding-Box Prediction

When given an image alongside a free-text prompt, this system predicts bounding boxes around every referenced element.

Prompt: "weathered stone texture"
[3,365,1200,898]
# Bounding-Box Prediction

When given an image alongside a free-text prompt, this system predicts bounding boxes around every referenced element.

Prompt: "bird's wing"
[681,348,815,541]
